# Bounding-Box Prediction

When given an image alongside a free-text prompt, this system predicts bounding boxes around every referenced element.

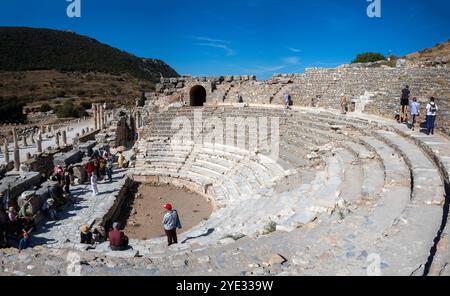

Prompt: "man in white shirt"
[409,98,420,131]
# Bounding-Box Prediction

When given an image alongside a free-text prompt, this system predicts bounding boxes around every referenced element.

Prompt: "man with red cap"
[163,203,182,246]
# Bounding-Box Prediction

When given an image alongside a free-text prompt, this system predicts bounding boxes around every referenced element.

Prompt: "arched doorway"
[189,85,207,107]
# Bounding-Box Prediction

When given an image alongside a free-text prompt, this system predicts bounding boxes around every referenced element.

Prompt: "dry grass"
[405,40,450,60]
[0,70,155,107]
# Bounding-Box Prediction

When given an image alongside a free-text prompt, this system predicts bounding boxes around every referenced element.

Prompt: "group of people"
[1,166,74,250]
[51,164,75,196]
[1,188,37,250]
[84,150,125,197]
[0,148,127,251]
[78,203,182,250]
[399,85,439,134]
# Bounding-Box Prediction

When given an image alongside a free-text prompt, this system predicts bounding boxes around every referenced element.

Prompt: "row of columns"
[1,127,69,172]
[93,103,107,131]
[1,109,108,172]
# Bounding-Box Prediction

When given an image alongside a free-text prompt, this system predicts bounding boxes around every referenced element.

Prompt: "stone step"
[368,130,445,275]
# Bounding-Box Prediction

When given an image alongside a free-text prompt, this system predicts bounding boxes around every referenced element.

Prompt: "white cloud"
[287,47,302,53]
[193,36,236,56]
[194,37,231,44]
[282,56,300,65]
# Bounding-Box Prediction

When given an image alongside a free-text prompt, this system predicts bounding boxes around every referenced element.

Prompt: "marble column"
[55,132,60,147]
[37,133,43,154]
[62,130,67,146]
[99,105,104,130]
[3,139,9,163]
[12,128,18,149]
[13,148,20,171]
[93,104,98,130]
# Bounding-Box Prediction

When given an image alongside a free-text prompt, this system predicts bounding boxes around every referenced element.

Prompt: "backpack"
[430,103,437,114]
[175,211,182,229]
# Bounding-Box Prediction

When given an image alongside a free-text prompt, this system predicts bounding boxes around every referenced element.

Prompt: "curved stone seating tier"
[26,105,449,276]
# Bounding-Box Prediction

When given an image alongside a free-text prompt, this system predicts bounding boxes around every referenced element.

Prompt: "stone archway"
[189,85,207,107]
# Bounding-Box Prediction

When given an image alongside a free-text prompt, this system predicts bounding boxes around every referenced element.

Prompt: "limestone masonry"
[1,61,449,276]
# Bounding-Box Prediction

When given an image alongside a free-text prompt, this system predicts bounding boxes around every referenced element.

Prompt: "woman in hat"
[80,224,93,244]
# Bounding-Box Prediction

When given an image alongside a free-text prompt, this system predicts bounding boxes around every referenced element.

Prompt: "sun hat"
[164,204,172,211]
[80,224,90,234]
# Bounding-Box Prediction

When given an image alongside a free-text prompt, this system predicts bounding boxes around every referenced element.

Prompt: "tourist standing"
[284,93,291,110]
[179,94,186,106]
[67,165,75,186]
[63,171,71,194]
[163,204,182,247]
[399,85,410,124]
[426,97,438,135]
[340,94,348,115]
[105,155,114,183]
[53,165,64,185]
[118,151,125,169]
[236,92,243,103]
[409,98,421,131]
[90,173,99,197]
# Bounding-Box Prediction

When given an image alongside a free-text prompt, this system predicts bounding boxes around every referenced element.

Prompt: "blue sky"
[0,0,449,79]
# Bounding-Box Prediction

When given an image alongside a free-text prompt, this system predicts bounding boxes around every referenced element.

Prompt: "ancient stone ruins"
[0,61,449,276]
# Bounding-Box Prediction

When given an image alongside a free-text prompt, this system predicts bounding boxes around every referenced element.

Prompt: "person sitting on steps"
[80,224,93,245]
[108,222,129,251]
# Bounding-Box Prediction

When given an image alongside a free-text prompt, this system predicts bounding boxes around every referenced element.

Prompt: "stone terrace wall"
[147,64,449,134]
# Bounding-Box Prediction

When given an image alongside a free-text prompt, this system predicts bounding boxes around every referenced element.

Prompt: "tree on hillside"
[39,103,52,113]
[54,100,86,118]
[0,97,26,123]
[352,52,386,64]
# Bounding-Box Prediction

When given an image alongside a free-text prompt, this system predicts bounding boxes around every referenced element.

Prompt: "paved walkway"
[33,167,129,248]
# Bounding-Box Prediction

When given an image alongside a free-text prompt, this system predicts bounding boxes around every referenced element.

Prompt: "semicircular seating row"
[131,106,447,276]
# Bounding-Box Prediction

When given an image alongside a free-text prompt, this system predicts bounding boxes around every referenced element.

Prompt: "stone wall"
[0,172,41,205]
[147,64,449,134]
[154,75,257,97]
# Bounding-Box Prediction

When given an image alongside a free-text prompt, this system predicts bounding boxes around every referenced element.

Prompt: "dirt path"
[121,184,213,240]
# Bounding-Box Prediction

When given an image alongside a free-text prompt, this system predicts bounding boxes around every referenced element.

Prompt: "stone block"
[53,150,83,167]
[77,141,96,157]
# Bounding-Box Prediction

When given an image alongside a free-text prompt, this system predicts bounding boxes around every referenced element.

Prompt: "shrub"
[263,221,277,235]
[0,97,26,123]
[79,101,92,110]
[55,100,82,118]
[56,90,66,97]
[39,103,52,113]
[352,52,386,64]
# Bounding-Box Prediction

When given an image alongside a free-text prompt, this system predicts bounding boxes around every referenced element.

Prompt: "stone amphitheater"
[1,61,449,276]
